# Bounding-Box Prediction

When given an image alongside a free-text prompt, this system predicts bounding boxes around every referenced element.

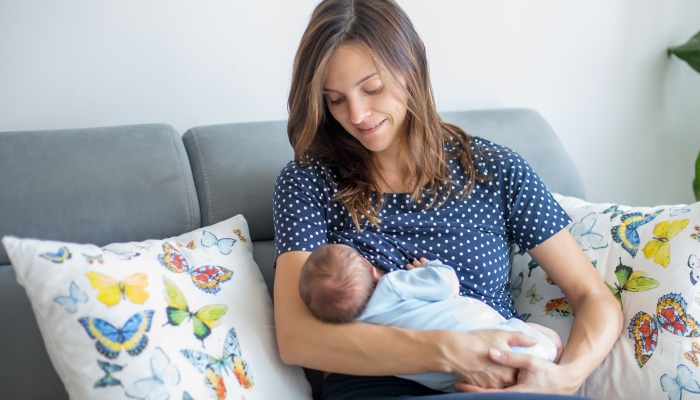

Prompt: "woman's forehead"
[323,45,380,88]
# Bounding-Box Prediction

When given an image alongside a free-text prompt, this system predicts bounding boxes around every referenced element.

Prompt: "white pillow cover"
[2,215,311,400]
[512,194,700,400]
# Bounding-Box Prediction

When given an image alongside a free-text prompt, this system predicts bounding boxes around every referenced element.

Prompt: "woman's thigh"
[322,374,590,400]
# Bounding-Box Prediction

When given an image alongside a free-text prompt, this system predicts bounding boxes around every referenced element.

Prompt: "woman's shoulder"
[274,159,339,196]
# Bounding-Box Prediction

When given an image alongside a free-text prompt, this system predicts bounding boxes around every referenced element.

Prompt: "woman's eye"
[367,86,383,95]
[329,97,344,105]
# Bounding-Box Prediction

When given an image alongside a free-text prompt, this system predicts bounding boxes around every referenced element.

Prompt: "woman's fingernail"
[490,349,501,358]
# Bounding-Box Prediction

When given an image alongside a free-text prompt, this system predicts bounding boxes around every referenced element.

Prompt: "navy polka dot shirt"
[273,137,571,318]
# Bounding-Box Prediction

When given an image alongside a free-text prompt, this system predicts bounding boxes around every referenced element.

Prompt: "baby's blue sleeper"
[358,260,558,393]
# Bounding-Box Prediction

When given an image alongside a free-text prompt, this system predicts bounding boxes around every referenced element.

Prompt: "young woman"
[273,0,622,398]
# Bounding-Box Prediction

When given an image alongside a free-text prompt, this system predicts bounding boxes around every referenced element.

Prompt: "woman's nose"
[348,98,370,125]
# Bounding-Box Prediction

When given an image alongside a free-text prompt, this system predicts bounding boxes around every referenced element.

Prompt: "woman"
[273,0,622,398]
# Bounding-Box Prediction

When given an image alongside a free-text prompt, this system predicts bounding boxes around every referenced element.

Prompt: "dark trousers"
[322,374,589,400]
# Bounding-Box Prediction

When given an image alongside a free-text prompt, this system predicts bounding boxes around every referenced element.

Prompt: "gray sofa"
[0,109,585,399]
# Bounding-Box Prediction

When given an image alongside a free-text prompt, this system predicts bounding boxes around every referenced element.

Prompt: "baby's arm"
[526,323,563,363]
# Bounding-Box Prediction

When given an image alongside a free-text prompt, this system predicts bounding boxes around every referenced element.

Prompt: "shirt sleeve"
[382,261,460,302]
[494,146,572,251]
[273,161,330,258]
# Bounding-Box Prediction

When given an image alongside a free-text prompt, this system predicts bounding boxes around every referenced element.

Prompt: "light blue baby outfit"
[358,260,558,393]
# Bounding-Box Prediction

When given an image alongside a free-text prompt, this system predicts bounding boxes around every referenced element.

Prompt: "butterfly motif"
[158,243,233,294]
[83,253,104,265]
[661,364,700,400]
[686,342,700,367]
[163,276,228,345]
[176,241,197,250]
[134,244,151,251]
[85,272,149,307]
[510,272,523,298]
[201,231,236,255]
[103,248,141,260]
[628,293,700,368]
[691,226,700,243]
[232,229,248,243]
[670,206,691,217]
[181,327,254,400]
[39,247,71,263]
[79,310,155,359]
[543,297,572,319]
[183,392,195,400]
[611,210,664,257]
[545,274,556,285]
[527,259,540,278]
[54,281,88,314]
[125,347,180,400]
[601,204,628,221]
[643,219,689,268]
[94,360,124,388]
[517,313,532,322]
[513,244,526,256]
[689,255,700,285]
[526,284,543,304]
[569,212,609,251]
[605,258,659,310]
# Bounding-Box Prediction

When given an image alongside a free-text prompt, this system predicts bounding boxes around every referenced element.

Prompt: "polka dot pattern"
[273,137,571,318]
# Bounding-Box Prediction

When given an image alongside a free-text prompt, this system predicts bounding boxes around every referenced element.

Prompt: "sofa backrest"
[183,108,586,296]
[0,124,200,400]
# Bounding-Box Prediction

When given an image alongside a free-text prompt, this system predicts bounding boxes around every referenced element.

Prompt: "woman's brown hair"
[288,0,489,230]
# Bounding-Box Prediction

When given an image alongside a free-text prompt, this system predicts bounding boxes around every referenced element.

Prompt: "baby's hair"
[299,244,375,323]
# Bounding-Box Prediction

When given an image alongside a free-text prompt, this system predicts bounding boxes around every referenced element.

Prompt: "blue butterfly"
[527,259,540,278]
[94,360,124,388]
[670,206,691,217]
[125,347,180,400]
[54,281,88,314]
[201,231,236,255]
[611,210,663,257]
[103,248,140,260]
[517,313,532,322]
[661,364,700,400]
[39,247,71,263]
[601,205,628,221]
[79,310,154,359]
[569,212,608,251]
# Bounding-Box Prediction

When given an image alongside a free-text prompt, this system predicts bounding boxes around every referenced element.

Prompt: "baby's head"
[299,244,379,323]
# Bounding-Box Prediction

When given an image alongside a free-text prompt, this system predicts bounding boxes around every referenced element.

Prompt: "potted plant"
[668,31,700,201]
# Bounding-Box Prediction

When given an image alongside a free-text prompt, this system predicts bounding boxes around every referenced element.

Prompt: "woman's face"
[323,45,408,156]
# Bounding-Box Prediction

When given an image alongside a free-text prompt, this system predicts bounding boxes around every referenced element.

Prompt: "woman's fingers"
[504,331,539,348]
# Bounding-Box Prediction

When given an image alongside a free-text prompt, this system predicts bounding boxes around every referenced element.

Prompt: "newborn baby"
[299,243,562,392]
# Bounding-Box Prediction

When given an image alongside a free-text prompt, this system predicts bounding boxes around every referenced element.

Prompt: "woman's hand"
[454,349,582,394]
[442,330,540,389]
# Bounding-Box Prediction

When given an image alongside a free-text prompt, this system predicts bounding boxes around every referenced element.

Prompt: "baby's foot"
[527,323,563,363]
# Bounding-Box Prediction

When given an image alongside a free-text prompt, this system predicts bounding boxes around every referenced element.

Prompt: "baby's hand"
[406,257,428,270]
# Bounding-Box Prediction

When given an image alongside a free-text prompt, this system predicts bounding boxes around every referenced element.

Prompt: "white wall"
[1,0,699,206]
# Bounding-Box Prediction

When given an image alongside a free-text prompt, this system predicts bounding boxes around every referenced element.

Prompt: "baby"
[299,243,563,392]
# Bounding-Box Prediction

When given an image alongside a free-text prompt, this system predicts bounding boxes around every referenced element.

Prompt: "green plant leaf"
[695,150,700,202]
[669,31,700,74]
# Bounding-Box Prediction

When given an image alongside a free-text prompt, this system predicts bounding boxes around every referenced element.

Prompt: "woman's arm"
[274,250,538,388]
[456,229,623,394]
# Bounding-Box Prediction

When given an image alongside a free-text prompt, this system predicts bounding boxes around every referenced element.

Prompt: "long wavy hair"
[288,0,489,230]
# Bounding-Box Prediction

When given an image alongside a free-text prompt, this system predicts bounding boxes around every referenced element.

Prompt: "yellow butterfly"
[685,342,700,367]
[86,272,150,307]
[232,229,248,243]
[642,219,689,268]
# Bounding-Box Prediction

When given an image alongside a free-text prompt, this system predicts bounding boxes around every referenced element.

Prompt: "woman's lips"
[357,119,385,135]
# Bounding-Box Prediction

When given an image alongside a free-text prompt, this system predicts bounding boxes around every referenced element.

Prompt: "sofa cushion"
[2,215,311,400]
[0,124,201,266]
[512,194,700,399]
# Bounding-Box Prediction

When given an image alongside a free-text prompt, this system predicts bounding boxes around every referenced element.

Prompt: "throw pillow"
[511,194,700,400]
[2,215,311,400]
